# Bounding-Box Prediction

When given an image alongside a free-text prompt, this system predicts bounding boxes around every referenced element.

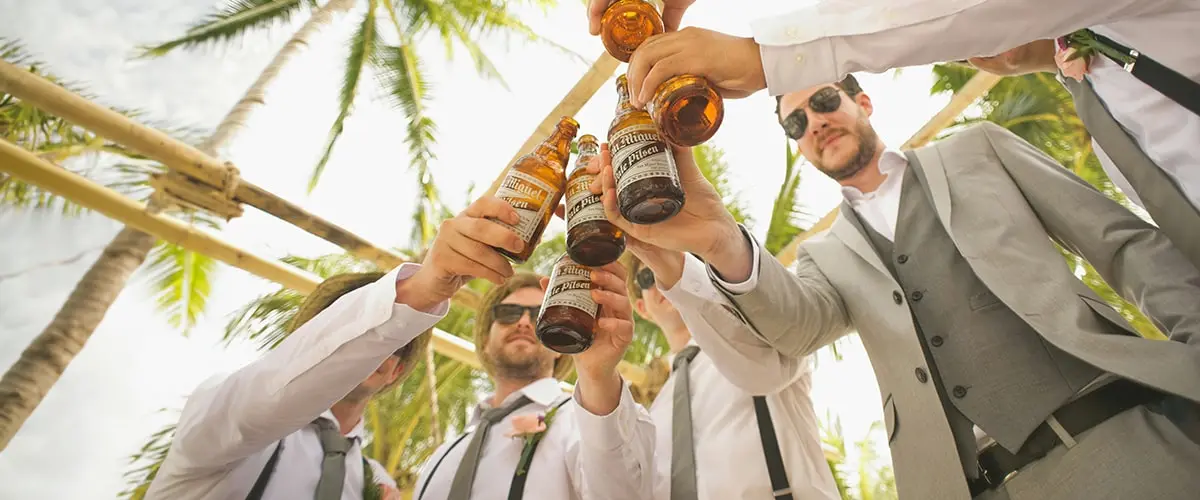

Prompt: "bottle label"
[494,170,558,243]
[610,124,678,194]
[566,173,605,231]
[543,261,598,317]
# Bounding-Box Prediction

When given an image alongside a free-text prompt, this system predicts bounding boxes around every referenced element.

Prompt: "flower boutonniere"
[1055,29,1134,81]
[507,405,564,476]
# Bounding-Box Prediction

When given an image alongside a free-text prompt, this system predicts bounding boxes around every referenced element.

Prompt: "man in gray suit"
[585,75,1200,499]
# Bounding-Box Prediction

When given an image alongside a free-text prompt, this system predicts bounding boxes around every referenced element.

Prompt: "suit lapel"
[832,201,893,278]
[907,149,954,233]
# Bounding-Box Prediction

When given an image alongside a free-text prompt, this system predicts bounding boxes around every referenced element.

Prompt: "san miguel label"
[494,170,558,242]
[566,174,605,231]
[610,124,679,193]
[543,261,598,317]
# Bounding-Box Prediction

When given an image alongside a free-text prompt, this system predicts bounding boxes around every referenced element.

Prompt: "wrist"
[574,368,623,416]
[394,268,449,312]
[701,223,753,283]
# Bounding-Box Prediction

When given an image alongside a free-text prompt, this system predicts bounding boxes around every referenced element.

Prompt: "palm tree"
[0,40,217,450]
[930,64,1163,339]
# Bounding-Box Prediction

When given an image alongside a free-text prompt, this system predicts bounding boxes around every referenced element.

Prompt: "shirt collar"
[316,410,366,440]
[839,149,908,203]
[471,377,566,423]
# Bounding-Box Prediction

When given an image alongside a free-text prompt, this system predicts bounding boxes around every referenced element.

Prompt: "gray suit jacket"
[676,122,1200,500]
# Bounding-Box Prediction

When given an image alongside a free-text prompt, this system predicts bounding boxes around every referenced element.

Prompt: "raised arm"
[170,265,448,473]
[979,122,1200,346]
[754,0,1185,94]
[567,381,657,500]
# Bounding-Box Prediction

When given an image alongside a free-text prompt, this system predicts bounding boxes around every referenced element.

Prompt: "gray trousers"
[976,398,1200,500]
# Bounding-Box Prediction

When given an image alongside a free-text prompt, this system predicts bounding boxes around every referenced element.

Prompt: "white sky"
[0,0,948,497]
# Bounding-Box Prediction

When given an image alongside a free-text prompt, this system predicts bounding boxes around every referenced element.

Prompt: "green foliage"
[764,139,808,255]
[820,412,896,499]
[136,0,314,57]
[693,143,752,226]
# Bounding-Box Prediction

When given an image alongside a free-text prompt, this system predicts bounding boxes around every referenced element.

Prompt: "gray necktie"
[671,345,702,500]
[1061,75,1200,270]
[447,394,533,500]
[313,418,353,500]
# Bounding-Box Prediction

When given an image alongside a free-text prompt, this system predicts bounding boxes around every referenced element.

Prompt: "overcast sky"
[0,0,949,497]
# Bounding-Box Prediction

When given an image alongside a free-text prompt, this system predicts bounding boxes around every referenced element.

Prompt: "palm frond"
[309,0,382,192]
[142,237,219,334]
[120,413,179,499]
[136,0,311,57]
[692,144,752,225]
[765,139,808,255]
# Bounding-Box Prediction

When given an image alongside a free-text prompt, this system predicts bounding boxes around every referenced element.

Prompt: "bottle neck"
[534,127,573,167]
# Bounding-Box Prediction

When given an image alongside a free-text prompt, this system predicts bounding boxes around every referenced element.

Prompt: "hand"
[623,235,686,291]
[967,39,1058,76]
[587,0,697,35]
[397,196,523,311]
[380,485,402,500]
[626,27,765,108]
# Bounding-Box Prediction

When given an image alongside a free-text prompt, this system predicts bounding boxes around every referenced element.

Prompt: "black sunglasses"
[492,304,540,325]
[779,86,844,140]
[635,267,656,290]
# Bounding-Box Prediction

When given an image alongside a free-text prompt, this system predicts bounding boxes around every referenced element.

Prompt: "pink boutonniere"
[506,405,563,476]
[1055,29,1137,82]
[1055,45,1091,82]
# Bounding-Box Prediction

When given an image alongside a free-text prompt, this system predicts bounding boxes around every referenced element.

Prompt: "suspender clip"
[1124,49,1140,72]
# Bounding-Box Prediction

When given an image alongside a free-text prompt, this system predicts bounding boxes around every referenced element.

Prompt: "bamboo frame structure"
[774,71,1003,267]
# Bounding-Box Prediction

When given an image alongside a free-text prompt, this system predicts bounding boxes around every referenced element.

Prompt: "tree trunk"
[199,0,358,154]
[0,223,156,450]
[424,342,441,446]
[0,0,359,449]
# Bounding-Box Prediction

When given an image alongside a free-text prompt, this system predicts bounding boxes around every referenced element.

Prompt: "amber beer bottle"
[599,0,724,147]
[609,74,685,224]
[566,134,626,266]
[536,254,598,354]
[491,116,579,263]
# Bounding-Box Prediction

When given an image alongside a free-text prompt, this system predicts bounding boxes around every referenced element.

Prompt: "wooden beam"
[775,71,1002,267]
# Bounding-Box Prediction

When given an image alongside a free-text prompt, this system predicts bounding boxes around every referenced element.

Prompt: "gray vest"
[842,153,1105,478]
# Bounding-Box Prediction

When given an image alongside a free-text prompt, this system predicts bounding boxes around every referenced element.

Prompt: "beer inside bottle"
[536,254,598,354]
[608,74,685,225]
[648,74,725,147]
[491,116,578,263]
[599,0,663,63]
[566,134,626,267]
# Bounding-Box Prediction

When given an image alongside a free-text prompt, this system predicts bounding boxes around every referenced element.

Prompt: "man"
[149,194,650,499]
[412,263,653,499]
[624,254,839,500]
[587,0,1200,271]
[587,76,1200,499]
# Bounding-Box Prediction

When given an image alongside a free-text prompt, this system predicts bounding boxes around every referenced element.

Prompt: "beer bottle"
[566,134,626,266]
[536,253,598,354]
[608,74,685,225]
[599,0,724,147]
[491,116,578,263]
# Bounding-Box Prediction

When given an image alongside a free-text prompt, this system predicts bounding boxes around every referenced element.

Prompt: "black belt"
[968,379,1165,497]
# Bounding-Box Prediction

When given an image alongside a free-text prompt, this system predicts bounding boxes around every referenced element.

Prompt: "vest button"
[910,290,924,302]
[915,367,928,383]
[897,254,909,264]
[930,336,944,347]
[952,386,968,398]
[893,291,903,304]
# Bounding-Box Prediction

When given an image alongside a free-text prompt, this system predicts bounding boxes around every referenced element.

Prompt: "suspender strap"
[245,441,285,500]
[417,432,472,500]
[507,397,573,500]
[1087,30,1200,118]
[753,396,794,500]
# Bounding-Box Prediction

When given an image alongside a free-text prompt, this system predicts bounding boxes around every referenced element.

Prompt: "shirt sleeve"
[751,0,1186,94]
[567,381,657,500]
[707,224,761,295]
[164,264,449,476]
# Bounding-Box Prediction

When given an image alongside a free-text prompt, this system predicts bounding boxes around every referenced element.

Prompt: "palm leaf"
[136,0,311,57]
[142,236,219,334]
[764,139,808,255]
[309,0,382,191]
[692,144,751,225]
[120,414,179,499]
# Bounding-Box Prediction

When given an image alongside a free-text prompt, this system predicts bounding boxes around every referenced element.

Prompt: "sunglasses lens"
[811,87,842,113]
[636,268,656,289]
[493,304,523,324]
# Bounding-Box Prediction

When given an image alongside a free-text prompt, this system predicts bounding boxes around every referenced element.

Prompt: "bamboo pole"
[0,139,647,386]
[775,71,1002,267]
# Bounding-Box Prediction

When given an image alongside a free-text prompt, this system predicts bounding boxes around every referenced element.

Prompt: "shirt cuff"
[757,39,839,96]
[573,380,640,452]
[706,225,761,295]
[660,252,728,306]
[383,263,451,333]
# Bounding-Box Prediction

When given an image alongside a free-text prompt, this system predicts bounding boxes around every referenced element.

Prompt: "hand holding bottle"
[627,27,765,109]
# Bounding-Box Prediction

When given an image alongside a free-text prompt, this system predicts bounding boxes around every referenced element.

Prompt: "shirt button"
[795,54,804,64]
[897,254,909,264]
[910,291,924,302]
[953,386,968,398]
[930,336,944,347]
[915,367,928,383]
[893,291,903,305]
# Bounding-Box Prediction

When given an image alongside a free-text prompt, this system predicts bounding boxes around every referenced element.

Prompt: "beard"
[812,118,880,181]
[486,342,556,381]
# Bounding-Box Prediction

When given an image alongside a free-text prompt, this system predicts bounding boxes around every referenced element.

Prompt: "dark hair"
[474,273,574,380]
[774,74,864,116]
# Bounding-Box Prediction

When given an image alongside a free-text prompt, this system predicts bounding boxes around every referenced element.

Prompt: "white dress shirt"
[147,264,449,500]
[750,0,1200,213]
[414,377,655,500]
[647,338,840,500]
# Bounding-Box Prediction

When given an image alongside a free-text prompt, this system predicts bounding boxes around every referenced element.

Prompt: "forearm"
[752,0,1180,93]
[571,381,657,499]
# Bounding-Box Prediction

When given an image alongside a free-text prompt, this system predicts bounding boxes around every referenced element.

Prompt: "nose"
[516,310,535,327]
[807,113,831,137]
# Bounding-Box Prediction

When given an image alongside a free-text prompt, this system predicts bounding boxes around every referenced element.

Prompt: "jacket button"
[910,290,924,302]
[915,367,928,383]
[897,254,909,264]
[953,386,968,398]
[930,336,944,347]
[893,291,903,304]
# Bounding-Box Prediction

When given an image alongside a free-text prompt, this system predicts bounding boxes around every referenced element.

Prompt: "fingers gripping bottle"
[491,117,578,263]
[566,134,626,266]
